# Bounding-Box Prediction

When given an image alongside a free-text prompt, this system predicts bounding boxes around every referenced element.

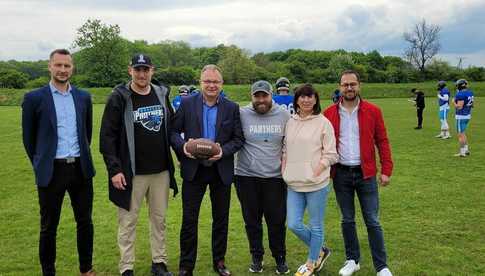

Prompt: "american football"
[185,138,220,159]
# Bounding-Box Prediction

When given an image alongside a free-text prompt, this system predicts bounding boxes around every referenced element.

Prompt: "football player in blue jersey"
[436,81,451,139]
[453,79,474,157]
[172,85,190,111]
[273,77,295,114]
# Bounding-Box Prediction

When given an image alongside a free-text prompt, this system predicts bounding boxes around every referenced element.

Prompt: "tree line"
[1,19,484,89]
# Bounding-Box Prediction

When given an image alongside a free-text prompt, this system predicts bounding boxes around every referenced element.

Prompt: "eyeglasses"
[201,80,222,85]
[340,82,359,88]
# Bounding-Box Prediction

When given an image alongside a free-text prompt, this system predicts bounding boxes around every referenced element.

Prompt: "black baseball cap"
[130,54,153,68]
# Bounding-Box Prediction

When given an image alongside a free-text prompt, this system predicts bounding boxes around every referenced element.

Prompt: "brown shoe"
[213,260,231,276]
[80,269,96,276]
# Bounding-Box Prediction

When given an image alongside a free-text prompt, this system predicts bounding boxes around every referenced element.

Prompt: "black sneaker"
[249,256,263,273]
[275,258,289,274]
[152,262,173,276]
[121,270,134,276]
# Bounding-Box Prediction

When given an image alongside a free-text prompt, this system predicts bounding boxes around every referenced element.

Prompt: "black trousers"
[37,160,94,276]
[235,176,287,261]
[417,107,424,127]
[179,165,231,270]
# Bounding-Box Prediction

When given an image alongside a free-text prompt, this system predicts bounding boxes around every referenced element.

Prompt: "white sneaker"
[377,267,393,276]
[435,133,443,138]
[441,135,451,139]
[454,152,466,157]
[339,260,360,276]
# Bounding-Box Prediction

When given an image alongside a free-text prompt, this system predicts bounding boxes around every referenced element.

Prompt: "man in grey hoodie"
[235,80,291,274]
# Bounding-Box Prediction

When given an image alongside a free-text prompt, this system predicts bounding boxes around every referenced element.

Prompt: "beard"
[343,91,358,101]
[253,101,272,114]
[343,94,357,101]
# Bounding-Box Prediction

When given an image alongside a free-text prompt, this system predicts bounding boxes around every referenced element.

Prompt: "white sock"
[464,144,469,152]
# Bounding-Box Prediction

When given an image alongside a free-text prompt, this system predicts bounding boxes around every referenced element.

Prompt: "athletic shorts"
[456,119,470,133]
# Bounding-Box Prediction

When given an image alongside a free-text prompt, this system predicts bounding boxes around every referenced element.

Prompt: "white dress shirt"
[338,101,361,166]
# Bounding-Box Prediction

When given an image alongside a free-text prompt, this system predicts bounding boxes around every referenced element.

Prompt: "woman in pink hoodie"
[282,84,338,276]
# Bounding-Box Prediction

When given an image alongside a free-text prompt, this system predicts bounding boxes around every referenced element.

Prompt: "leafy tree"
[286,60,307,83]
[464,66,485,81]
[26,76,50,88]
[366,50,386,70]
[193,44,227,68]
[72,19,129,87]
[217,45,256,84]
[307,68,327,83]
[425,59,456,80]
[404,19,441,76]
[154,66,197,85]
[0,60,48,80]
[327,54,355,82]
[152,40,196,68]
[0,69,29,88]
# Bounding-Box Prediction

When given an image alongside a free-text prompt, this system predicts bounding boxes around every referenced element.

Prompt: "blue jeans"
[333,165,387,272]
[287,185,330,262]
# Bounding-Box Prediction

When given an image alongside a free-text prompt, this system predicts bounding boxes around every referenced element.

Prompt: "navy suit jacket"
[170,92,244,185]
[22,85,96,187]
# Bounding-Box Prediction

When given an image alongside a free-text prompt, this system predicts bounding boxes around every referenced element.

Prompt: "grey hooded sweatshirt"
[235,103,290,178]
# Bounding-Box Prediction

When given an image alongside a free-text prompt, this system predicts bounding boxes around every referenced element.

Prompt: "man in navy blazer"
[22,49,96,276]
[171,64,244,276]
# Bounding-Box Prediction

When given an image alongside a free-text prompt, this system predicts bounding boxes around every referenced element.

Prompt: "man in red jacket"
[323,70,394,276]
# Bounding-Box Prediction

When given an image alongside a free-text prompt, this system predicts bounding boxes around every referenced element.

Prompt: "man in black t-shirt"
[100,54,178,276]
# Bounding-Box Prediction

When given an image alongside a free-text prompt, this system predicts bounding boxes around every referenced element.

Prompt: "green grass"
[1,97,484,275]
[1,82,484,106]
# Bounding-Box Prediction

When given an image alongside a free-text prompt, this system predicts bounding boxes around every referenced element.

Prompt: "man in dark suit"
[22,49,96,276]
[170,64,244,276]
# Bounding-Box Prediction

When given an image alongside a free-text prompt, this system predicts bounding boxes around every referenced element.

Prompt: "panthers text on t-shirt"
[131,88,168,174]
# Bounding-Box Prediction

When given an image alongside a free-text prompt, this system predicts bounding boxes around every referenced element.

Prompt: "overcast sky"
[1,0,485,67]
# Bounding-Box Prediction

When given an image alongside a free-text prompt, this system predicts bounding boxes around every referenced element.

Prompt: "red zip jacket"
[323,99,393,179]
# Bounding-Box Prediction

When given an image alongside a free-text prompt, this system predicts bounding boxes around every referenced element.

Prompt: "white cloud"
[1,0,484,66]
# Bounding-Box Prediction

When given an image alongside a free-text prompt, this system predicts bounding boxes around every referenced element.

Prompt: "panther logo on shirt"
[133,105,163,131]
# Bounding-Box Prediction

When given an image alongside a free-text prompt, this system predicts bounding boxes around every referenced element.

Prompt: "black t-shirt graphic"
[131,88,168,174]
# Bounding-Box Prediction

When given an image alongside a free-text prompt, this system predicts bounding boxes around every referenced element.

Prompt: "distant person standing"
[235,80,290,274]
[273,77,295,114]
[324,70,394,276]
[332,89,341,103]
[22,49,96,276]
[436,81,451,139]
[100,54,178,276]
[172,85,190,111]
[453,79,474,157]
[411,88,425,129]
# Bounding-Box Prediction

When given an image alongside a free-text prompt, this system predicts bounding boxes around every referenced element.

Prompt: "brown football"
[185,138,220,159]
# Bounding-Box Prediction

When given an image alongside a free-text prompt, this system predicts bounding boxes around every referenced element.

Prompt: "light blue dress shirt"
[49,82,80,158]
[202,100,218,142]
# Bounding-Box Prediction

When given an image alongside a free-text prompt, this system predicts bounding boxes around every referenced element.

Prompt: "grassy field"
[0,96,484,275]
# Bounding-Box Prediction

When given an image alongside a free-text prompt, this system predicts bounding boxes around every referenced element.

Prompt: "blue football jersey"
[273,95,295,114]
[172,95,182,111]
[454,89,474,119]
[438,87,450,107]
